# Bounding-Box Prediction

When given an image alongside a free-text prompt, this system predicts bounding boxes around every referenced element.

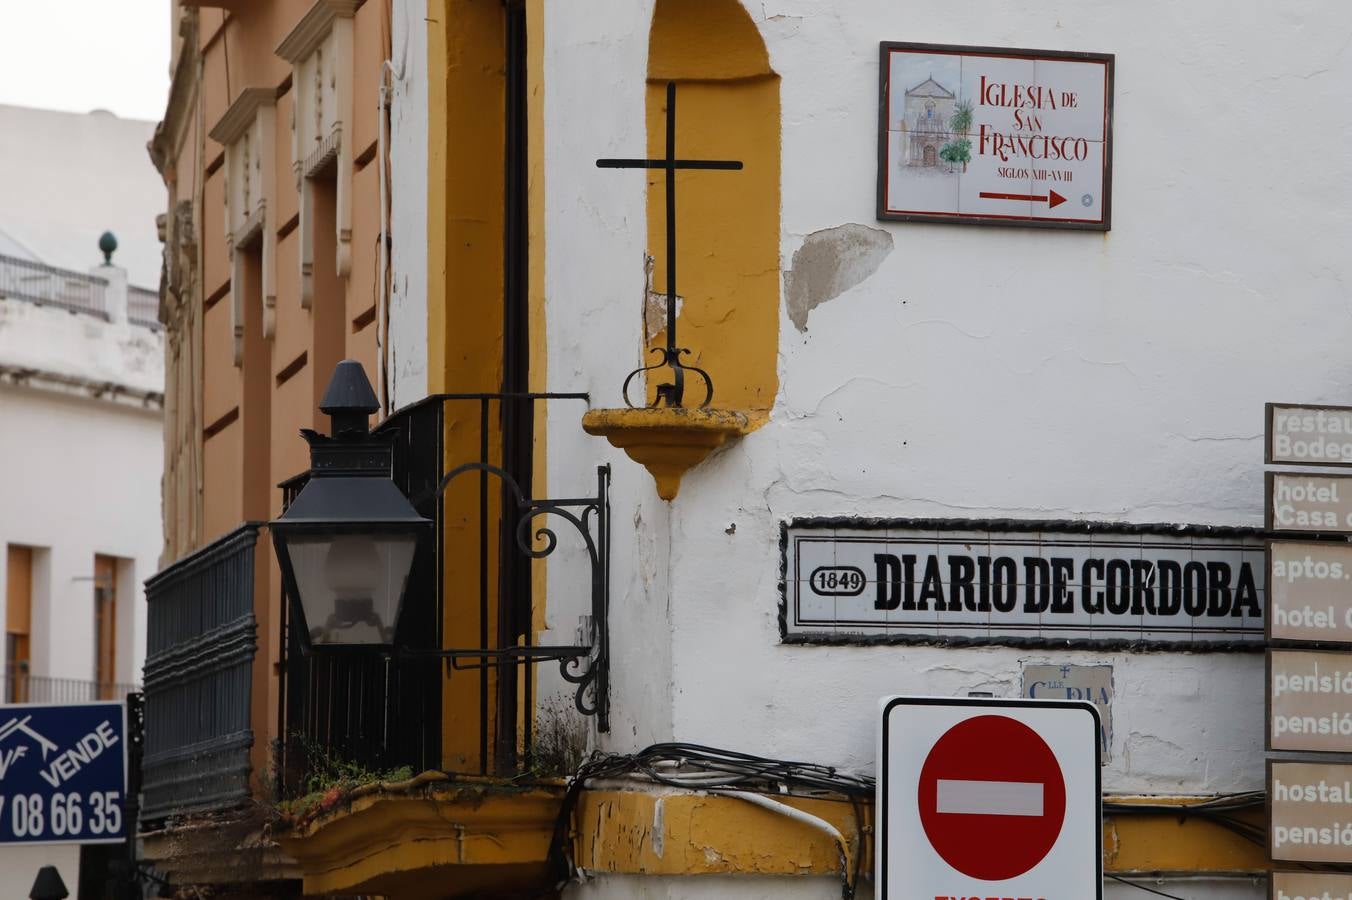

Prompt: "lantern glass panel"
[285,532,418,646]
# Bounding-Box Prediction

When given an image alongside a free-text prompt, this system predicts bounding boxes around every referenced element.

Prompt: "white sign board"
[1266,403,1352,467]
[1267,473,1352,534]
[878,42,1113,230]
[782,520,1265,647]
[878,697,1102,900]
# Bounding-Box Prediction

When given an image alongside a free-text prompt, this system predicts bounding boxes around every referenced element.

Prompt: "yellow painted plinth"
[582,407,749,500]
[271,783,1267,897]
[277,780,564,898]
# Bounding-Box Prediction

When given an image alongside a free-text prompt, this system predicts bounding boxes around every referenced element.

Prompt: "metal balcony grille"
[142,524,260,822]
[0,253,109,319]
[127,286,161,329]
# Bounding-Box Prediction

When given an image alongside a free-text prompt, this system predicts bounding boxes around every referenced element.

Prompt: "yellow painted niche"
[586,0,780,501]
[583,407,749,500]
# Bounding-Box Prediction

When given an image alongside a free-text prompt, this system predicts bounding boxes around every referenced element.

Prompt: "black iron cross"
[597,81,743,409]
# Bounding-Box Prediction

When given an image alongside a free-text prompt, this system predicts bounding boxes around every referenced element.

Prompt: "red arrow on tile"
[979,189,1067,209]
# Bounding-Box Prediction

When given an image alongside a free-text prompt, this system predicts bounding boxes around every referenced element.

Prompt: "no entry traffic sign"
[879,697,1101,899]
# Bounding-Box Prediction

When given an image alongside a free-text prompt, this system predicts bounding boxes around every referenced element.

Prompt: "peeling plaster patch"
[645,289,683,341]
[651,798,664,858]
[784,224,893,332]
[642,253,683,340]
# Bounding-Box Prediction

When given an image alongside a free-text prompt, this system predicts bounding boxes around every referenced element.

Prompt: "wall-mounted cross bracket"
[597,81,743,409]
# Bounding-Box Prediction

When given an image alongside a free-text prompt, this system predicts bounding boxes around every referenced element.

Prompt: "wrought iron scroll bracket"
[406,463,611,732]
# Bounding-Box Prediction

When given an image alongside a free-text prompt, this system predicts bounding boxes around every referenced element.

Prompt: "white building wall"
[375,1,1352,894]
[529,1,1352,897]
[0,301,163,689]
[537,0,678,750]
[387,0,429,410]
[0,292,162,891]
[535,0,1352,770]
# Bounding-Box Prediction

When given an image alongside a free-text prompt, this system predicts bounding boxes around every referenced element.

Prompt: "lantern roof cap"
[320,359,379,416]
[279,476,430,526]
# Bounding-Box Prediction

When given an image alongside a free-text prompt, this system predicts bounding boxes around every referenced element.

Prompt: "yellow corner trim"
[278,783,564,898]
[276,785,1267,896]
[582,407,749,500]
[575,791,1267,878]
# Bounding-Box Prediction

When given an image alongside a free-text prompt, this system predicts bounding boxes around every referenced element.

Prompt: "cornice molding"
[209,87,275,145]
[150,11,201,174]
[275,0,361,63]
[0,366,164,411]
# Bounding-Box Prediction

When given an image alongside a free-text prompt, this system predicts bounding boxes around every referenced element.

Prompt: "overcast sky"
[0,2,169,122]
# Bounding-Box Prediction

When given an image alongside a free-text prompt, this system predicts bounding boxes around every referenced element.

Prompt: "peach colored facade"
[149,0,391,782]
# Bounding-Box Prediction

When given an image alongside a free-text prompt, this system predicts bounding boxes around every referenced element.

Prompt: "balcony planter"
[582,407,749,500]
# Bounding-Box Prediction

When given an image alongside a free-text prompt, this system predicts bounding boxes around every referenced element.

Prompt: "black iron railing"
[0,253,109,319]
[279,392,609,791]
[142,524,260,821]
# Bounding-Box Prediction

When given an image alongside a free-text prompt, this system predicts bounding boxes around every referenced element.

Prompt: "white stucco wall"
[0,296,161,898]
[534,0,1349,768]
[0,95,164,885]
[527,1,1352,896]
[0,300,162,690]
[387,0,429,410]
[377,1,1352,894]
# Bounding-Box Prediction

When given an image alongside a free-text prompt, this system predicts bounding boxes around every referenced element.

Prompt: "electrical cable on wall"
[1107,874,1191,900]
[548,743,871,900]
[546,743,1268,900]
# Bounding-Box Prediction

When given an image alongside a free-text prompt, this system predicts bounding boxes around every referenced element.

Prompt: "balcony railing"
[0,253,109,319]
[127,286,161,330]
[142,524,260,822]
[0,673,138,704]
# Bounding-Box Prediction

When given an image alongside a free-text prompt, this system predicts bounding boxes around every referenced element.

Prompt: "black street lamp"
[29,866,68,900]
[271,360,431,652]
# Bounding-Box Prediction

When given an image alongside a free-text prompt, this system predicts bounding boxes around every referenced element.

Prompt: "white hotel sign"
[1270,761,1352,864]
[878,42,1114,230]
[1267,473,1352,534]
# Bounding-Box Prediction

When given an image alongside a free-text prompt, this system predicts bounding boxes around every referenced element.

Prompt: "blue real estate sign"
[0,701,126,844]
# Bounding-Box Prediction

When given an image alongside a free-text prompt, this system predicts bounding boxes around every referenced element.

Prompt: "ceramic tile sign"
[1267,403,1352,467]
[780,520,1265,647]
[1270,872,1352,900]
[877,42,1114,230]
[1268,649,1352,752]
[1269,760,1352,864]
[1023,664,1113,762]
[1267,473,1352,534]
[1268,541,1352,644]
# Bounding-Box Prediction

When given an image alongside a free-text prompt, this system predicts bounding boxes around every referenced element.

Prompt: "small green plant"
[273,733,415,822]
